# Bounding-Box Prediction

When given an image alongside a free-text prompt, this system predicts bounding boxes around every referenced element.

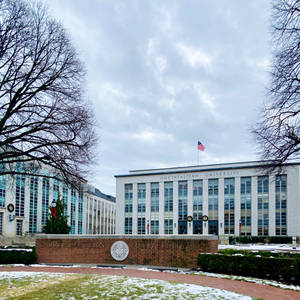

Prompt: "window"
[124,184,133,213]
[137,183,146,213]
[63,183,68,216]
[77,185,83,234]
[15,174,25,217]
[193,180,203,234]
[137,217,146,234]
[224,178,235,234]
[0,212,3,235]
[164,219,173,234]
[151,220,159,234]
[16,220,23,236]
[275,175,287,235]
[53,177,59,202]
[70,189,76,234]
[178,181,188,221]
[29,176,38,233]
[151,183,159,212]
[164,182,173,212]
[257,176,269,236]
[240,177,251,236]
[0,175,6,208]
[42,177,50,225]
[125,217,132,234]
[208,179,218,235]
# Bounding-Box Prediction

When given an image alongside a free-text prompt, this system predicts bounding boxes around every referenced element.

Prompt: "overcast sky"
[45,0,272,196]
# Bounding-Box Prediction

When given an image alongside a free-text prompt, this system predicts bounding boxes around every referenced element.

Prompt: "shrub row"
[219,248,300,259]
[0,248,37,265]
[198,254,300,284]
[229,236,293,244]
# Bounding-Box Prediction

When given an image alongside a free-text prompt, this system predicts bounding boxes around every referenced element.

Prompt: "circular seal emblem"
[110,241,129,261]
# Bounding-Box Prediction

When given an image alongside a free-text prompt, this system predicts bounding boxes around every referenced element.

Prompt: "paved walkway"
[0,265,299,300]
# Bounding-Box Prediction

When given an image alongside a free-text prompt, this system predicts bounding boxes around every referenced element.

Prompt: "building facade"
[0,171,115,237]
[115,161,300,236]
[85,186,116,235]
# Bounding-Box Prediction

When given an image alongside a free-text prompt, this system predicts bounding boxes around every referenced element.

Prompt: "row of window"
[86,198,116,234]
[124,175,287,235]
[0,173,83,235]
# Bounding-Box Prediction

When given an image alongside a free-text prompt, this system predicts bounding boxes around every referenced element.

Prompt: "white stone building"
[0,171,115,237]
[85,185,116,235]
[115,161,300,237]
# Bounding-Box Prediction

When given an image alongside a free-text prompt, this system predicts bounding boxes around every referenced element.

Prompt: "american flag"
[197,141,205,151]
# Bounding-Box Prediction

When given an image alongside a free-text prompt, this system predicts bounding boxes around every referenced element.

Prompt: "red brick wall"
[36,237,218,268]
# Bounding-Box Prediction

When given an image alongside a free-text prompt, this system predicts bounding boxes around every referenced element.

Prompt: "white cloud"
[176,43,213,71]
[131,130,174,144]
[147,39,167,74]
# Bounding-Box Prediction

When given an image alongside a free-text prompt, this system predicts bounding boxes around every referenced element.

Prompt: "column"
[187,180,193,235]
[173,181,178,235]
[203,178,209,235]
[115,182,124,234]
[234,177,241,235]
[146,182,151,234]
[269,175,276,236]
[159,181,164,234]
[251,176,258,236]
[218,178,224,235]
[132,183,138,234]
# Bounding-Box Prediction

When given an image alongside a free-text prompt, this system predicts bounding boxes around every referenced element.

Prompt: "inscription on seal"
[110,241,129,261]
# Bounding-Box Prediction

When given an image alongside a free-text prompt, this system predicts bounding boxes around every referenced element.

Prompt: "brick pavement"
[0,266,299,300]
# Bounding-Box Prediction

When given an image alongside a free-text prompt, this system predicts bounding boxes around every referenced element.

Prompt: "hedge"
[0,248,37,265]
[198,253,300,284]
[218,248,300,259]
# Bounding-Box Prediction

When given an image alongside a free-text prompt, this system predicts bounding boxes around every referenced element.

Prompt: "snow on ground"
[0,271,252,299]
[133,267,300,291]
[189,270,300,291]
[0,248,32,252]
[10,264,299,292]
[219,243,300,252]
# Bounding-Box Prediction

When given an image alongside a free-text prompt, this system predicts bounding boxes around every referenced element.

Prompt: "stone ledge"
[35,234,218,240]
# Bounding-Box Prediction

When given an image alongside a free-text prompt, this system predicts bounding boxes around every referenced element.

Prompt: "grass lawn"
[0,272,252,299]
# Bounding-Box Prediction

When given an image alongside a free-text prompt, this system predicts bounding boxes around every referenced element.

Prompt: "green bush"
[198,253,300,284]
[229,236,293,244]
[0,248,37,265]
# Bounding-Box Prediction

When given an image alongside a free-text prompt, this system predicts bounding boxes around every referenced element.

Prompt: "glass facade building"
[0,165,115,237]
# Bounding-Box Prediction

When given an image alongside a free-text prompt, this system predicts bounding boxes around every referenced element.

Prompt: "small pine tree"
[42,194,71,234]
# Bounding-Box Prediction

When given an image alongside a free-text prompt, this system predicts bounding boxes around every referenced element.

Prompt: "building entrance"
[178,221,187,234]
[193,220,203,234]
[208,220,218,235]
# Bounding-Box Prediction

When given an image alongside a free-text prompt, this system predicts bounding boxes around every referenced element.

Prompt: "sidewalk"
[0,265,299,300]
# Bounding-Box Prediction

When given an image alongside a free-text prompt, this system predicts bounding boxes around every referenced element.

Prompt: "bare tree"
[253,0,300,170]
[0,0,96,183]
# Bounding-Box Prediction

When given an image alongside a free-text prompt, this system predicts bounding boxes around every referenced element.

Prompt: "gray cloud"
[46,0,271,195]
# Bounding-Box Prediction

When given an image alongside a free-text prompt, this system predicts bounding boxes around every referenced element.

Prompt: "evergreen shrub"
[0,248,37,265]
[198,253,300,284]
